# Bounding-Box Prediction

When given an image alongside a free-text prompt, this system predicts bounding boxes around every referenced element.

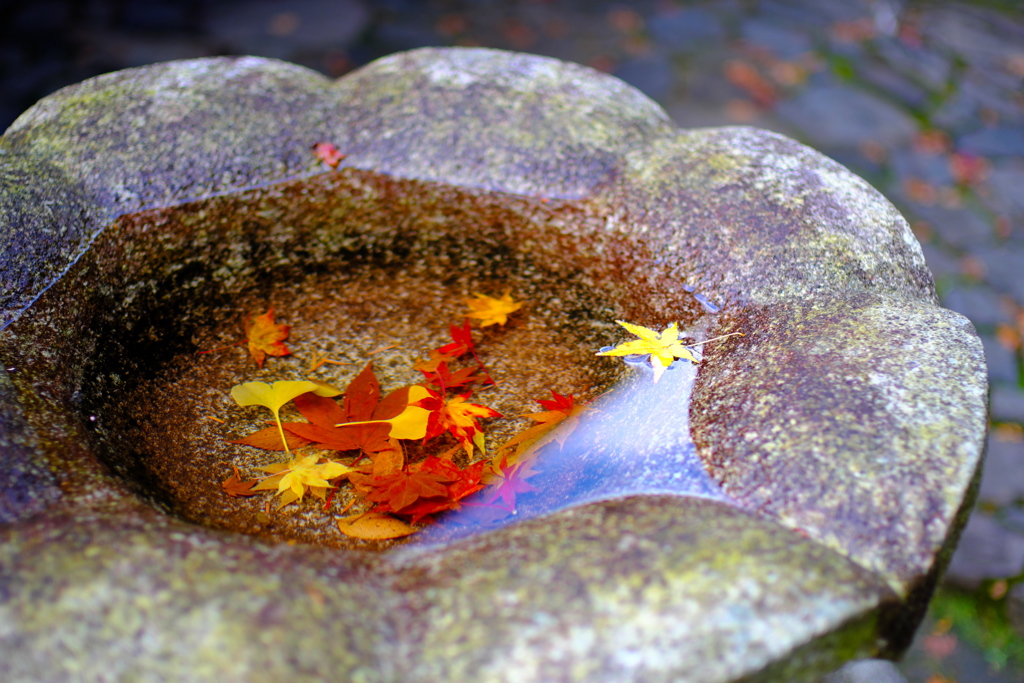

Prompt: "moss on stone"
[0,47,988,681]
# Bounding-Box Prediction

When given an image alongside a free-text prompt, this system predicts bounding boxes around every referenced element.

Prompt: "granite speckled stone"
[0,48,987,681]
[0,150,92,326]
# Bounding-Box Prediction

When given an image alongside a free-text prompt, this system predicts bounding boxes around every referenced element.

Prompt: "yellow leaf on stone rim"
[596,320,698,383]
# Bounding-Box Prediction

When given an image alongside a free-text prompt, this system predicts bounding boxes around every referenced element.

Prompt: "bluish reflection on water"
[409,355,732,547]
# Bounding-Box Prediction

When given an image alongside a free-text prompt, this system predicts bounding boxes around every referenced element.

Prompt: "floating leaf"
[597,320,698,382]
[364,467,452,513]
[337,512,416,540]
[245,308,291,368]
[464,291,523,327]
[496,390,589,461]
[481,456,540,511]
[361,457,484,523]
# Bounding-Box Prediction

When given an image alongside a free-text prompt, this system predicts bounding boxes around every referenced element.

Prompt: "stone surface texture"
[0,48,986,682]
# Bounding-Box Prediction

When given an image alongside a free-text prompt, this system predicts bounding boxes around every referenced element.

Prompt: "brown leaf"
[337,512,416,540]
[222,465,261,497]
[371,438,405,477]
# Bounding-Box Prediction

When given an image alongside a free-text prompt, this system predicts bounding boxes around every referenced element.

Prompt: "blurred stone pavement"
[2,0,1024,681]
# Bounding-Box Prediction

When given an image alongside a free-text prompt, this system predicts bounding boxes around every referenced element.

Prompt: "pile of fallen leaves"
[214,289,729,541]
[205,143,743,542]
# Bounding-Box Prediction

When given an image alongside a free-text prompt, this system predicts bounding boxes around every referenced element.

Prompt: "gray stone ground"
[3,0,1023,681]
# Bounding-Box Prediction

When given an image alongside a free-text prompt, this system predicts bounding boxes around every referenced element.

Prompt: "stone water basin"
[0,48,987,681]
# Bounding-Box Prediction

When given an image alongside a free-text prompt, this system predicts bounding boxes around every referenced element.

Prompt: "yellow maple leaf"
[254,452,354,508]
[597,320,698,382]
[464,291,523,327]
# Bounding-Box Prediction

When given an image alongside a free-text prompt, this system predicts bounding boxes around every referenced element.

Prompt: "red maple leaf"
[481,456,540,511]
[438,320,474,358]
[363,457,486,523]
[364,466,454,513]
[414,389,502,457]
[279,363,393,457]
[412,320,479,374]
[419,361,483,390]
[312,142,345,168]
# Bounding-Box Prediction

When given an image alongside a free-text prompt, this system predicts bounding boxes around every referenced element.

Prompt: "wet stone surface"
[0,12,998,683]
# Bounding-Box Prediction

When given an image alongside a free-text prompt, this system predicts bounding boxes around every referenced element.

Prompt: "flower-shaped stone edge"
[0,49,986,680]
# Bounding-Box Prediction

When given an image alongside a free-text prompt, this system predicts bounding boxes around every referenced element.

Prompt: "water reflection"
[410,356,731,547]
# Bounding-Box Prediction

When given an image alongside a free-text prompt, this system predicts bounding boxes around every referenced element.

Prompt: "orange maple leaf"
[279,363,392,457]
[464,291,523,327]
[415,390,502,457]
[221,465,261,497]
[245,308,291,367]
[361,457,485,523]
[480,456,540,512]
[397,458,486,523]
[364,466,453,513]
[496,390,589,461]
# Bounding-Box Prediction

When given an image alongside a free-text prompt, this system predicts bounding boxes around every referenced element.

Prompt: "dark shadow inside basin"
[3,168,729,549]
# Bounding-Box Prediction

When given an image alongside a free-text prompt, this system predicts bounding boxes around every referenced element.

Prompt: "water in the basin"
[410,349,731,547]
[35,168,734,551]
